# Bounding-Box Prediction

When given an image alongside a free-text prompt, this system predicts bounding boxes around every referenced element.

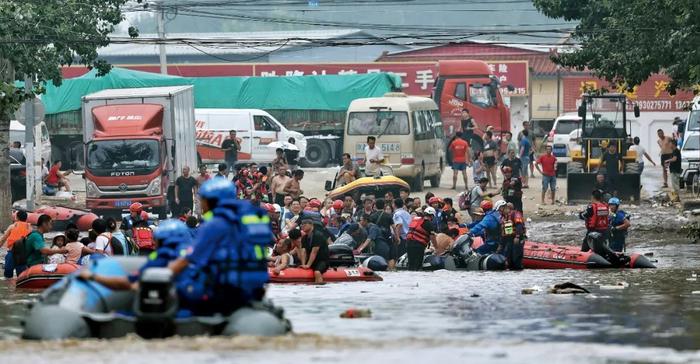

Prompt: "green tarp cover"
[42,67,402,114]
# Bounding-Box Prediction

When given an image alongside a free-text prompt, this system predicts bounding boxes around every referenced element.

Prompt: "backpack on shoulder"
[11,235,31,267]
[132,227,155,251]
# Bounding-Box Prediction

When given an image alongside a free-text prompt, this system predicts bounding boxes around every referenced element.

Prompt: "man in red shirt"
[45,160,72,192]
[448,131,471,190]
[536,145,557,204]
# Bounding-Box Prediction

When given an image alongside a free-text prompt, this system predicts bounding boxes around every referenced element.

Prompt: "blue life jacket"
[609,210,629,240]
[181,199,272,303]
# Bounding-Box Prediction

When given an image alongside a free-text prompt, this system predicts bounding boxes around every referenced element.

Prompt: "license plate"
[114,200,132,208]
[355,143,401,153]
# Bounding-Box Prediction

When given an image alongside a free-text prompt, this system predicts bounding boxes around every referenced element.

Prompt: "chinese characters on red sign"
[563,75,694,112]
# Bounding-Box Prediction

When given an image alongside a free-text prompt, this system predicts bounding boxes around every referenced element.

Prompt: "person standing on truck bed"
[221,130,241,177]
[175,166,198,217]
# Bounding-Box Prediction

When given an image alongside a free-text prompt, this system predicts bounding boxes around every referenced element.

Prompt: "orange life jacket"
[6,222,31,249]
[406,217,430,246]
[586,202,609,231]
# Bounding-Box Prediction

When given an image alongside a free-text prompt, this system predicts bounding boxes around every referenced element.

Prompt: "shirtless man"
[270,166,291,205]
[283,169,304,199]
[658,129,676,188]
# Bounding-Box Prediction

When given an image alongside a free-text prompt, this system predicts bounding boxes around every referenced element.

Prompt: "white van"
[682,96,700,148]
[343,92,445,191]
[546,113,582,176]
[681,130,700,187]
[194,109,306,166]
[9,120,52,164]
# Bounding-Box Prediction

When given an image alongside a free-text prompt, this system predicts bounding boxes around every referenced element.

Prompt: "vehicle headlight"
[689,162,698,169]
[147,176,161,196]
[86,180,99,198]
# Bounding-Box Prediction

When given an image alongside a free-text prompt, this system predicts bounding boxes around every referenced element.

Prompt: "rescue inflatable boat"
[523,241,655,269]
[16,263,80,289]
[268,266,382,283]
[16,206,98,231]
[22,257,291,340]
[326,176,410,201]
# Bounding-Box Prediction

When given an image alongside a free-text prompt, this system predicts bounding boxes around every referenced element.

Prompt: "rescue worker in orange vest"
[578,189,610,252]
[0,211,32,278]
[499,202,526,270]
[405,207,438,271]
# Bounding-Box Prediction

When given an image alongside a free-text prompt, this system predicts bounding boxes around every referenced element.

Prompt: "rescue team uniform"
[3,221,31,278]
[468,210,502,254]
[178,199,272,316]
[609,209,630,252]
[500,211,526,270]
[579,201,609,252]
[502,177,523,213]
[406,217,435,271]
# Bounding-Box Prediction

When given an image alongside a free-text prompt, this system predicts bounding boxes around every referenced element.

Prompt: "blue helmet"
[199,178,237,201]
[608,197,621,206]
[153,219,191,247]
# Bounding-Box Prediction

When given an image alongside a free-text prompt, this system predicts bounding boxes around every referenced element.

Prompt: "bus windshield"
[347,111,410,135]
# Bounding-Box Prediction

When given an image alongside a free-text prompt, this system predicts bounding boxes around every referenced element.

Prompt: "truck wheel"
[299,140,330,168]
[429,173,441,188]
[413,168,424,192]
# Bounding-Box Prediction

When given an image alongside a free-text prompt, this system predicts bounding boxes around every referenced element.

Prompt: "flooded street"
[1,213,699,363]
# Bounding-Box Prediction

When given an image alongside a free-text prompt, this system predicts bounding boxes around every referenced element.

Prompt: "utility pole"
[24,75,35,211]
[156,0,168,75]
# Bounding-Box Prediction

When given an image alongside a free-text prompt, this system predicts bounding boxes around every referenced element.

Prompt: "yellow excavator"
[566,93,641,203]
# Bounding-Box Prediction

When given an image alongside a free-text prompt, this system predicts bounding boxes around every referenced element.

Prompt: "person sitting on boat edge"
[607,197,630,252]
[467,200,507,255]
[299,218,330,284]
[269,238,295,275]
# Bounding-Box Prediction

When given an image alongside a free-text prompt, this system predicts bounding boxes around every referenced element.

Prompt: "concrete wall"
[629,112,686,158]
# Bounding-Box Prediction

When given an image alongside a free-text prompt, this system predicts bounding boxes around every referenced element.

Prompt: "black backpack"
[11,232,35,267]
[103,233,126,256]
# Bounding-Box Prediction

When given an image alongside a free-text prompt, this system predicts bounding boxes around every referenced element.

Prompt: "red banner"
[563,75,695,112]
[62,61,529,96]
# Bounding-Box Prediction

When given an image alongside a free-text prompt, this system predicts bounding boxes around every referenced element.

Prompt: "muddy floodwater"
[1,213,700,363]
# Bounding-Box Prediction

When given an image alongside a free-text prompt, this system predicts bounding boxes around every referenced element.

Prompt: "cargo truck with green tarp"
[41,68,401,169]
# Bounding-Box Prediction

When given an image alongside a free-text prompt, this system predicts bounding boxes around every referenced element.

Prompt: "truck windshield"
[683,135,700,151]
[87,139,160,171]
[470,85,494,108]
[583,97,625,135]
[347,112,409,135]
[688,110,700,131]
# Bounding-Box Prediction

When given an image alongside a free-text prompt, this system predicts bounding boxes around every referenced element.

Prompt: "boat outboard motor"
[328,244,356,267]
[362,255,388,271]
[480,253,506,271]
[134,267,178,339]
[585,232,629,267]
[451,235,473,268]
[423,254,445,271]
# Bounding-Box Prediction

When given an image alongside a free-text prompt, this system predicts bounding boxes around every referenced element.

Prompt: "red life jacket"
[586,202,609,231]
[406,217,430,246]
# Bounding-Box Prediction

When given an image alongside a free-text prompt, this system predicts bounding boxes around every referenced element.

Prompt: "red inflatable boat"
[16,206,98,232]
[16,263,80,289]
[471,238,655,269]
[269,266,383,284]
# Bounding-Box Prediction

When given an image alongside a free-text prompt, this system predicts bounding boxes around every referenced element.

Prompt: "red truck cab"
[84,104,168,215]
[433,60,511,140]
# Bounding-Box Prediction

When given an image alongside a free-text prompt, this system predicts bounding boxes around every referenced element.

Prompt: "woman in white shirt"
[629,136,656,173]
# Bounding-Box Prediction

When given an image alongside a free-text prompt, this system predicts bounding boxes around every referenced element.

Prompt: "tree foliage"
[0,0,139,112]
[534,0,700,92]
